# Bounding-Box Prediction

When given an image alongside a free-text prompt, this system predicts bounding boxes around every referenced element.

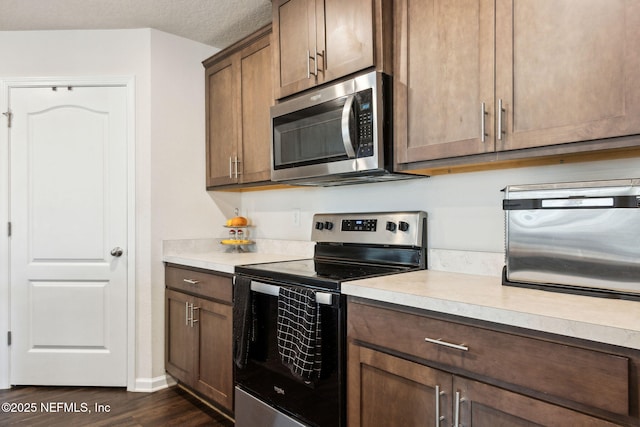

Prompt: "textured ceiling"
[0,0,272,49]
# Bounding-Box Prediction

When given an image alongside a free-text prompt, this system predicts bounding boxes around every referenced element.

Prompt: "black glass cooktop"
[235,258,413,291]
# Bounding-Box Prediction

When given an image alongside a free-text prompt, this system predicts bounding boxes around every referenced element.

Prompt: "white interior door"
[9,85,128,386]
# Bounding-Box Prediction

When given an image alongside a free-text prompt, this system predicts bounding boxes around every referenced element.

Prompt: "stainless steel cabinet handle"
[317,50,325,73]
[185,301,190,326]
[314,49,318,76]
[183,279,199,285]
[110,247,124,257]
[435,385,445,426]
[190,306,199,327]
[497,98,505,141]
[454,391,461,427]
[307,50,311,79]
[228,156,239,179]
[481,102,488,142]
[424,337,469,352]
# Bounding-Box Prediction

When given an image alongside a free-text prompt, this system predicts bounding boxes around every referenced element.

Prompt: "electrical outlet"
[292,208,300,226]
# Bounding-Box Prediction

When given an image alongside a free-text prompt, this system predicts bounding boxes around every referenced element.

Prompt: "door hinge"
[7,331,11,346]
[7,222,11,237]
[2,111,12,128]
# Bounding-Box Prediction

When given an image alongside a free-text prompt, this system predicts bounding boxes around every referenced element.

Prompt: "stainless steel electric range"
[233,211,428,427]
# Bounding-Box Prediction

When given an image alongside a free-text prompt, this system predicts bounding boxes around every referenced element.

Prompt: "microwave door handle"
[250,281,334,306]
[341,94,357,158]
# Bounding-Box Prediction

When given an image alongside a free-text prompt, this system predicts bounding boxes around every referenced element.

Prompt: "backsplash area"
[429,249,503,277]
[236,157,640,257]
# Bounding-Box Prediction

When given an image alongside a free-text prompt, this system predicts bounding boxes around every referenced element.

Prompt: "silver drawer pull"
[424,337,469,352]
[183,279,200,285]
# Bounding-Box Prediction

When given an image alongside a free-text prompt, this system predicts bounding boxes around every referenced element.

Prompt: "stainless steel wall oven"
[234,211,427,427]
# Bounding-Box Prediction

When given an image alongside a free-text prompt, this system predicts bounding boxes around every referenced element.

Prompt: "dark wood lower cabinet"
[193,297,233,408]
[166,289,197,385]
[348,342,452,426]
[165,265,233,415]
[455,376,621,427]
[348,298,640,427]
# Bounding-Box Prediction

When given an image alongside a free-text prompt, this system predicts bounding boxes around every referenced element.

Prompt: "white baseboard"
[130,374,177,393]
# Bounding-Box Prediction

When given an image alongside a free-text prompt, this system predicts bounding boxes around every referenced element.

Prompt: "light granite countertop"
[163,241,640,351]
[162,238,315,274]
[343,269,640,351]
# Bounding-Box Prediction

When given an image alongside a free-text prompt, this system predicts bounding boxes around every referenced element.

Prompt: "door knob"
[111,247,124,257]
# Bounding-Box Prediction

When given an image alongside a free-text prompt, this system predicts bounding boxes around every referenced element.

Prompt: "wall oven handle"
[341,94,357,159]
[250,281,334,306]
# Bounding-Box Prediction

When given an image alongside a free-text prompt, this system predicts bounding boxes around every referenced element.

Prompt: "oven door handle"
[250,281,335,306]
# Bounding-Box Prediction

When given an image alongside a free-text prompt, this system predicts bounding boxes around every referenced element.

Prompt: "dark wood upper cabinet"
[497,0,640,151]
[272,0,391,99]
[394,0,640,171]
[393,0,495,164]
[204,25,274,189]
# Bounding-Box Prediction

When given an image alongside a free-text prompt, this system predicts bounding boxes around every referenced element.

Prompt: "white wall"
[0,29,222,389]
[240,156,640,255]
[148,29,222,381]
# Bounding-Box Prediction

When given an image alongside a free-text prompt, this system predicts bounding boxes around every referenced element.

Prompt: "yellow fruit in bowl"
[229,216,248,227]
[225,218,233,227]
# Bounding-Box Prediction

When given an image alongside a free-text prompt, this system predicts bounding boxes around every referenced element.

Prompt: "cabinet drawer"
[348,301,630,415]
[165,266,232,304]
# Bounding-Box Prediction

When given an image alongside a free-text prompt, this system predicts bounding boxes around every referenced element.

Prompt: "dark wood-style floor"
[0,385,234,426]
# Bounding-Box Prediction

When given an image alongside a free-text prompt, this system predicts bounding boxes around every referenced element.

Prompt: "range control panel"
[311,211,427,247]
[342,219,377,232]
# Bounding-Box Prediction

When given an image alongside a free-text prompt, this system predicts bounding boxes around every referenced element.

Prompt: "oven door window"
[273,96,356,170]
[236,289,343,427]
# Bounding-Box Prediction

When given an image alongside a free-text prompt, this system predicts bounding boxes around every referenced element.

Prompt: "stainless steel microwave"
[270,71,419,186]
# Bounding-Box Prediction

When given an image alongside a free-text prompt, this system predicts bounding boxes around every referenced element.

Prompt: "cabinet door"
[454,376,620,427]
[273,0,317,98]
[496,0,640,151]
[240,35,273,184]
[193,297,234,412]
[394,0,495,165]
[348,342,452,427]
[205,56,239,187]
[320,0,375,83]
[166,290,196,385]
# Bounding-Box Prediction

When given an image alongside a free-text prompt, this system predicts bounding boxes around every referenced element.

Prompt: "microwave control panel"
[356,89,374,157]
